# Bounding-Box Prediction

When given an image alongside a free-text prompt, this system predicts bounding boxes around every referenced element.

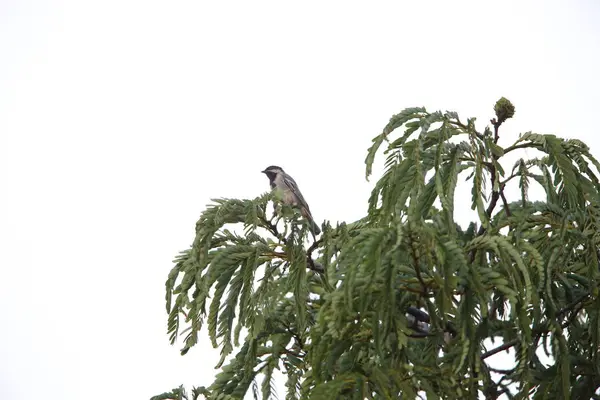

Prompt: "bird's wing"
[282,172,321,236]
[282,173,311,211]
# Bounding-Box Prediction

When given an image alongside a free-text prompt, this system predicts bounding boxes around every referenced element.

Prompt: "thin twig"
[499,170,523,186]
[481,339,517,360]
[561,302,586,329]
[558,291,590,319]
[504,142,544,154]
[487,366,516,375]
[306,237,322,257]
[459,157,494,171]
[282,348,305,358]
[500,188,512,218]
[281,320,306,352]
[260,216,287,245]
[410,249,428,294]
[476,192,500,238]
[306,237,324,274]
[448,119,485,140]
[260,216,325,273]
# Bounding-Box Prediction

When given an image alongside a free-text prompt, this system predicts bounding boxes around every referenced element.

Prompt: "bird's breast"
[282,189,297,206]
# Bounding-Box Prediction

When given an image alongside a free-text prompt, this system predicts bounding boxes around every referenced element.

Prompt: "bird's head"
[261,165,284,179]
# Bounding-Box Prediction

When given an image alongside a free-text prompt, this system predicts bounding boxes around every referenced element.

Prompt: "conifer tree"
[153,99,600,400]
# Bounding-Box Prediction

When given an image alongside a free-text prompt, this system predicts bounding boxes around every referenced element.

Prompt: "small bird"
[261,165,321,236]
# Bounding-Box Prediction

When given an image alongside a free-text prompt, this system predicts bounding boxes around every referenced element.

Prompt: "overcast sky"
[1,1,600,399]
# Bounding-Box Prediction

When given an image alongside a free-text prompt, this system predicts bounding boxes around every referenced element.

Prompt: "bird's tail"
[310,218,321,236]
[301,207,321,237]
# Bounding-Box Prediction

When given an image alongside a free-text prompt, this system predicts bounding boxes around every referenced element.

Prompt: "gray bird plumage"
[261,165,321,236]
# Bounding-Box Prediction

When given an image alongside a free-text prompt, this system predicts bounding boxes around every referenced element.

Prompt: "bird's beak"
[261,170,266,174]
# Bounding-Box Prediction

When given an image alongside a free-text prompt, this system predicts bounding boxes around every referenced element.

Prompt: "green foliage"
[151,385,209,400]
[157,100,600,399]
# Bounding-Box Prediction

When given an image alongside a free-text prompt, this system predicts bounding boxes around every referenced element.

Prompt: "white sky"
[1,1,600,399]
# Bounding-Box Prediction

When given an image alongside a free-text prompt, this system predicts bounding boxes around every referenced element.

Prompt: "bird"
[261,165,321,237]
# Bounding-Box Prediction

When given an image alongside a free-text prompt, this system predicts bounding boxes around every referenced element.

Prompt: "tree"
[153,99,600,400]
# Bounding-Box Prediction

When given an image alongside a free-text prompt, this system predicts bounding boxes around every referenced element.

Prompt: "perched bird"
[261,165,321,236]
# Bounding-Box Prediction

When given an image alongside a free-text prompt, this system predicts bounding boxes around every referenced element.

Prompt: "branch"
[475,119,503,236]
[261,216,325,273]
[282,348,305,359]
[306,237,324,274]
[560,300,586,329]
[491,118,500,144]
[474,191,500,238]
[398,285,436,294]
[488,366,516,375]
[481,339,517,360]
[499,172,520,186]
[558,291,590,319]
[504,142,544,154]
[448,119,485,141]
[412,264,427,293]
[459,157,494,171]
[281,320,306,353]
[407,232,429,294]
[306,237,322,256]
[260,216,287,245]
[500,187,511,218]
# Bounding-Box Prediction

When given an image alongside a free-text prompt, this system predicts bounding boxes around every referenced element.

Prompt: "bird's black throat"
[262,170,277,189]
